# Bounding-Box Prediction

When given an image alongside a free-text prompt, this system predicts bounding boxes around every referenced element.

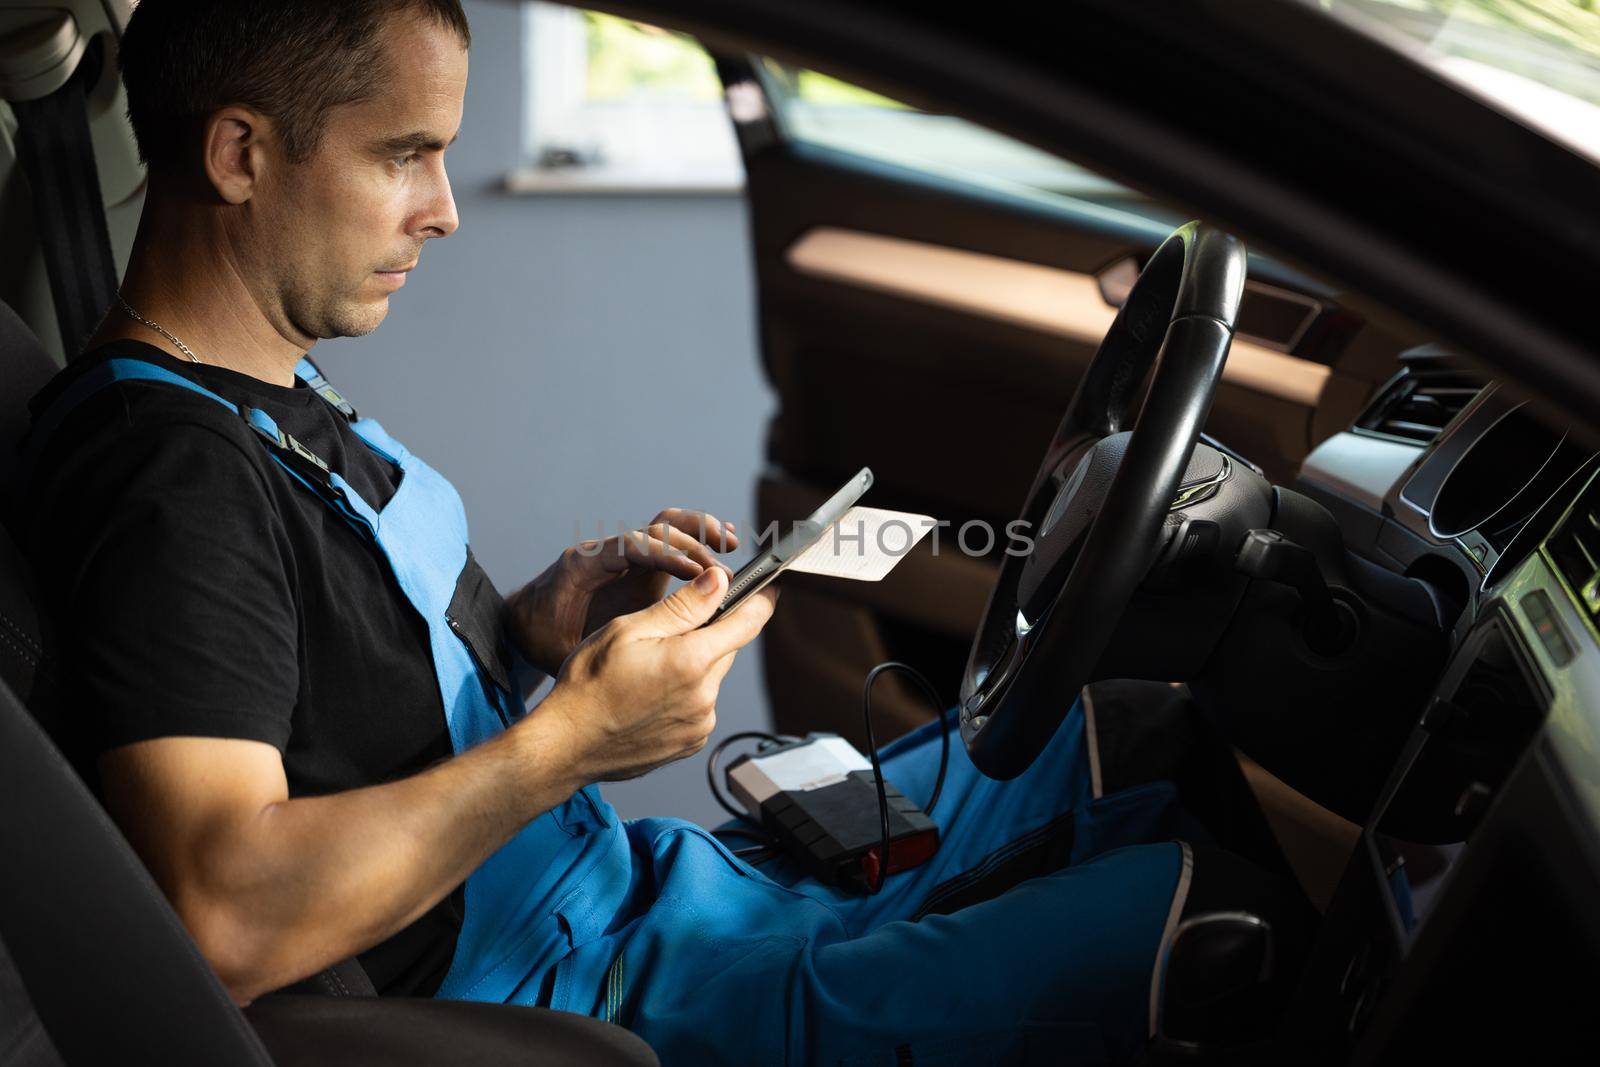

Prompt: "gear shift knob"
[1149,910,1277,1060]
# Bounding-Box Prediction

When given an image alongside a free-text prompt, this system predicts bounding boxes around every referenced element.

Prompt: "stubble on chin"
[326,300,388,338]
[288,284,390,340]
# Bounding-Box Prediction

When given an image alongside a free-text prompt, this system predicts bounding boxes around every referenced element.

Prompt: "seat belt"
[10,40,119,362]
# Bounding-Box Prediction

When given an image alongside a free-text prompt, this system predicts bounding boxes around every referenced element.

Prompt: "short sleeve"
[36,404,301,757]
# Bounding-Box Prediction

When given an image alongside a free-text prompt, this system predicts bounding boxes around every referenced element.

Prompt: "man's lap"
[555,683,1290,1064]
[625,838,1186,1066]
[730,687,1208,937]
[465,684,1301,1064]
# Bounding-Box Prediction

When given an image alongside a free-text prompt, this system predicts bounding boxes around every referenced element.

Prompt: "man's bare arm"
[99,701,585,1005]
[96,567,773,1006]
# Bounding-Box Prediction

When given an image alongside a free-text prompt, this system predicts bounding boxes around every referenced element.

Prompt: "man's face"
[249,14,467,341]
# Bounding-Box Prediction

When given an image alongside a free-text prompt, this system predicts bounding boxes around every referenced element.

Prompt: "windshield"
[1301,0,1600,160]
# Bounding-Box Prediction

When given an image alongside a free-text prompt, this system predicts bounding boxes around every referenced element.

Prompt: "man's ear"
[201,106,270,205]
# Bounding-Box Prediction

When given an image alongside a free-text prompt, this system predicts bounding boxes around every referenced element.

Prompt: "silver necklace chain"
[116,293,203,365]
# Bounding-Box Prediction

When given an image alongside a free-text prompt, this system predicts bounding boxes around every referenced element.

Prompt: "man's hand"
[505,508,740,675]
[545,564,779,783]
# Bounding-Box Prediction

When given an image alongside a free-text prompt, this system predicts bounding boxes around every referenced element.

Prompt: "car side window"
[752,59,1170,218]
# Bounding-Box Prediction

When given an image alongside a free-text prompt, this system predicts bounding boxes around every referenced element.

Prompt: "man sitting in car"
[18,1,1307,1063]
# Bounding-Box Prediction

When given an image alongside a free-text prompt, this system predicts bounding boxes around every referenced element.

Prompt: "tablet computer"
[709,466,874,622]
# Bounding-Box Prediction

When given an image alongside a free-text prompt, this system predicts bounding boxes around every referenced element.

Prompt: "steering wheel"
[959,222,1248,779]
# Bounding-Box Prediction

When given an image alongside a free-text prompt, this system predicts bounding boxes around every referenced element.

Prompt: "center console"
[1285,369,1600,1061]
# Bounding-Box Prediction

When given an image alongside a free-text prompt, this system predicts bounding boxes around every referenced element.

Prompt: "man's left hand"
[506,508,740,676]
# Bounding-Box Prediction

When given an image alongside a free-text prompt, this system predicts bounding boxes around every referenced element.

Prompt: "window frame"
[515,1,745,194]
[749,58,1153,209]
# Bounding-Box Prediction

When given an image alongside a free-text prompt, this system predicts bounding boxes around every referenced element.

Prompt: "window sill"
[502,165,745,196]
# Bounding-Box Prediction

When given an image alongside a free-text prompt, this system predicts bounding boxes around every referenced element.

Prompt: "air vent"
[1545,473,1600,628]
[1357,349,1489,444]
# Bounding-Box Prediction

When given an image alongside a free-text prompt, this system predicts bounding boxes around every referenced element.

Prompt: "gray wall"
[315,0,774,828]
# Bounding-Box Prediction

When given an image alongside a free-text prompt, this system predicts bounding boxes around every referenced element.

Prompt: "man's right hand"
[543,565,777,784]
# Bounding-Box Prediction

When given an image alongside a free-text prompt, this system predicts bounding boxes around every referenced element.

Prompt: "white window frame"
[513,1,744,194]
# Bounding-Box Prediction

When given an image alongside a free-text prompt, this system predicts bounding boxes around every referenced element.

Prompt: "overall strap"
[292,358,404,469]
[21,358,380,539]
[294,357,358,421]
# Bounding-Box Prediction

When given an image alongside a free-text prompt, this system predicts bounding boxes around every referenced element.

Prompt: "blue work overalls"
[29,358,1198,1066]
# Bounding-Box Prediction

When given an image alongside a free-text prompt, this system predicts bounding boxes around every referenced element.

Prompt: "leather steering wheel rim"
[958,222,1248,779]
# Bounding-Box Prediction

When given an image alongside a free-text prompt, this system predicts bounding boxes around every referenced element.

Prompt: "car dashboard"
[1287,353,1600,1059]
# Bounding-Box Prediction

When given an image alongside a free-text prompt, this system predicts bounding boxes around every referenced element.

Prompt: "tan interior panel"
[785,226,1333,408]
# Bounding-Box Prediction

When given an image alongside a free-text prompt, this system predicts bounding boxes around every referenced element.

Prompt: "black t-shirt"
[20,340,463,997]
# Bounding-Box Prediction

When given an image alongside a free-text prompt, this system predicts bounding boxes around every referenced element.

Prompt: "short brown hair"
[120,0,471,171]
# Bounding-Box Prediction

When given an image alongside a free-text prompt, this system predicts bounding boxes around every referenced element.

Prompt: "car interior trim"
[785,226,1332,407]
[1099,255,1325,354]
[1298,431,1424,511]
[1482,547,1600,850]
[1080,685,1104,800]
[1396,383,1516,519]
